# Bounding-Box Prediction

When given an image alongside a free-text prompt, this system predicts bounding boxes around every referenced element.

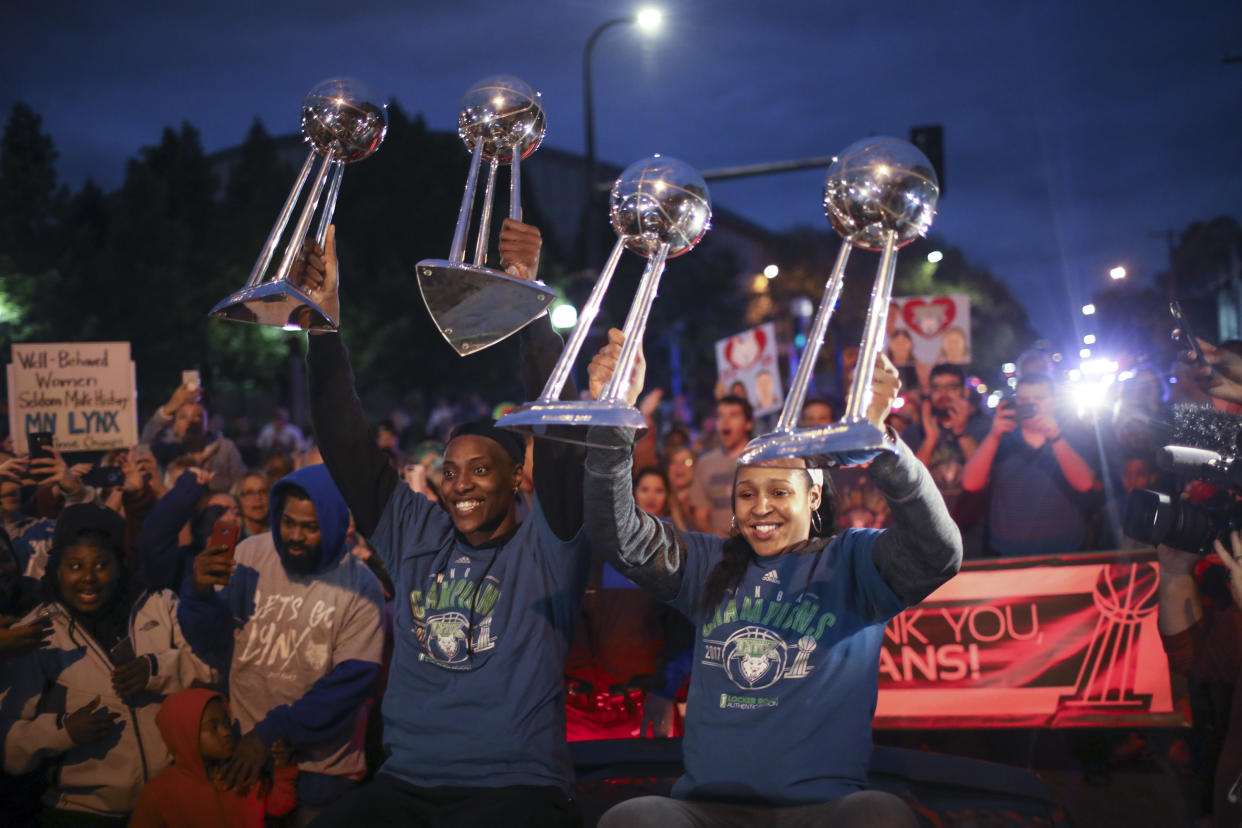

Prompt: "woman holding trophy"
[582,329,961,827]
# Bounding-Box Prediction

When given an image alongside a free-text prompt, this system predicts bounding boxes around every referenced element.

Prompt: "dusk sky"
[4,0,1239,351]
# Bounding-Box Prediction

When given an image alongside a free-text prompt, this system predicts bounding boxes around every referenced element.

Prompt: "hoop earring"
[730,515,738,533]
[811,510,823,535]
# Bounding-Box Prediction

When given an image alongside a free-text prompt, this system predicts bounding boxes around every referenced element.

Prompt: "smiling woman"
[0,504,217,823]
[583,332,962,827]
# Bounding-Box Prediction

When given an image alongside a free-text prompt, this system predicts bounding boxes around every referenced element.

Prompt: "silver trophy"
[740,136,939,465]
[498,155,711,446]
[210,78,387,331]
[417,75,557,356]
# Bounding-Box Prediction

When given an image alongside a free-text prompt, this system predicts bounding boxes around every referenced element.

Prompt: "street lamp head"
[635,7,662,31]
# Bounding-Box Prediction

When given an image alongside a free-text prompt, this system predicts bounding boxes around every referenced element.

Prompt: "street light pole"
[582,9,661,267]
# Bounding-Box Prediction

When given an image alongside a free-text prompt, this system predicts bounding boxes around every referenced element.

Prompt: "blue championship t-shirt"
[669,527,907,805]
[369,484,589,792]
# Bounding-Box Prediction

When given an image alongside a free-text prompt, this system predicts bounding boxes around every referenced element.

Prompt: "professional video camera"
[1124,404,1242,552]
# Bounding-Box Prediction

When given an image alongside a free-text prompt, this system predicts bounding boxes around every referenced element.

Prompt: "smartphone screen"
[208,520,241,560]
[182,369,201,391]
[109,635,137,667]
[27,431,54,461]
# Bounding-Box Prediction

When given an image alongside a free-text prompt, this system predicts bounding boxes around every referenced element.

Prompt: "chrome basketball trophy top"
[497,155,711,446]
[457,75,546,163]
[610,154,712,258]
[209,78,387,331]
[417,75,557,356]
[740,137,939,465]
[822,136,937,250]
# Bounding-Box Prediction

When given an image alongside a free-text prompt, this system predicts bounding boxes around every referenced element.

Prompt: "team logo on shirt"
[410,573,501,670]
[703,626,819,690]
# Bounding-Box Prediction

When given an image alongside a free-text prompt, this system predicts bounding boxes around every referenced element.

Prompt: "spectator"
[141,381,246,493]
[0,504,217,824]
[583,339,959,826]
[130,688,298,828]
[299,221,588,826]
[1158,537,1242,828]
[690,395,755,536]
[234,471,271,539]
[663,446,696,527]
[257,407,307,458]
[0,526,47,658]
[800,397,836,428]
[902,364,990,554]
[135,466,236,592]
[962,373,1099,556]
[178,465,385,822]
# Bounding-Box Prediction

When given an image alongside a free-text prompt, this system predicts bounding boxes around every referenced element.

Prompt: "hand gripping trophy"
[416,75,557,356]
[740,136,939,465]
[498,154,711,445]
[209,78,387,331]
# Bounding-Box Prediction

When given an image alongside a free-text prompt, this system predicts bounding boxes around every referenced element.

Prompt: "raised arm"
[298,226,398,538]
[869,439,963,605]
[505,219,586,541]
[962,402,1014,492]
[583,330,688,599]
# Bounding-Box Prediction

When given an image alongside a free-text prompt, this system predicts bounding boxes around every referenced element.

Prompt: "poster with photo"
[888,294,972,367]
[714,322,783,416]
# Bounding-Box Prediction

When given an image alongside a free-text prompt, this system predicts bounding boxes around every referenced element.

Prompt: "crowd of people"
[0,218,1239,826]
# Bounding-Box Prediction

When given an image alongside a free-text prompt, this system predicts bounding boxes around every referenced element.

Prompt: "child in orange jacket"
[130,688,296,827]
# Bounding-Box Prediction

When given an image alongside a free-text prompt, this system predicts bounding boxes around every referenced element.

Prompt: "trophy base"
[498,401,648,447]
[209,281,337,331]
[739,420,895,466]
[416,260,556,356]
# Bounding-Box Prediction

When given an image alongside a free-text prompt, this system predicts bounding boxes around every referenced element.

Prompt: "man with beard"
[690,395,755,536]
[901,364,990,555]
[178,464,385,822]
[291,221,589,827]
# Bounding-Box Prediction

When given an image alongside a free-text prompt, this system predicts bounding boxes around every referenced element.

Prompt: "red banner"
[875,549,1188,728]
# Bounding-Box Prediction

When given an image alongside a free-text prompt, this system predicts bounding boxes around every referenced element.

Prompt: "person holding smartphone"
[961,372,1099,556]
[139,378,245,494]
[0,504,217,824]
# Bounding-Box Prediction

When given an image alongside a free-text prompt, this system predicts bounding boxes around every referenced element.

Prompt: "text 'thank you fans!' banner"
[875,549,1186,729]
[7,342,138,454]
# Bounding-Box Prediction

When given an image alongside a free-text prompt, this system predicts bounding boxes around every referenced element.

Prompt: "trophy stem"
[843,229,899,422]
[775,242,852,432]
[314,159,344,247]
[450,141,486,264]
[474,159,499,268]
[272,153,334,285]
[509,151,523,221]
[532,237,627,404]
[601,242,671,404]
[246,151,317,288]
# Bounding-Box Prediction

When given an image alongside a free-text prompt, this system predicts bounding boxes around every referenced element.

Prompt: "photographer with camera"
[1158,535,1242,828]
[1145,333,1242,826]
[962,372,1099,557]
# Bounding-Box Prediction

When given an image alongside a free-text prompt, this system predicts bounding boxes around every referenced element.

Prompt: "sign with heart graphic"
[888,295,971,366]
[715,322,784,416]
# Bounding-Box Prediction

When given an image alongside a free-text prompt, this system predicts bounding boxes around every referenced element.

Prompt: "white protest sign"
[7,342,138,454]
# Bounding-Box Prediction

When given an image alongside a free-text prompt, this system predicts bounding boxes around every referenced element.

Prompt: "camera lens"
[1124,488,1218,552]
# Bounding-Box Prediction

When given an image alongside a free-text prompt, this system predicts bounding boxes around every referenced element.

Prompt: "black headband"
[449,420,526,466]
